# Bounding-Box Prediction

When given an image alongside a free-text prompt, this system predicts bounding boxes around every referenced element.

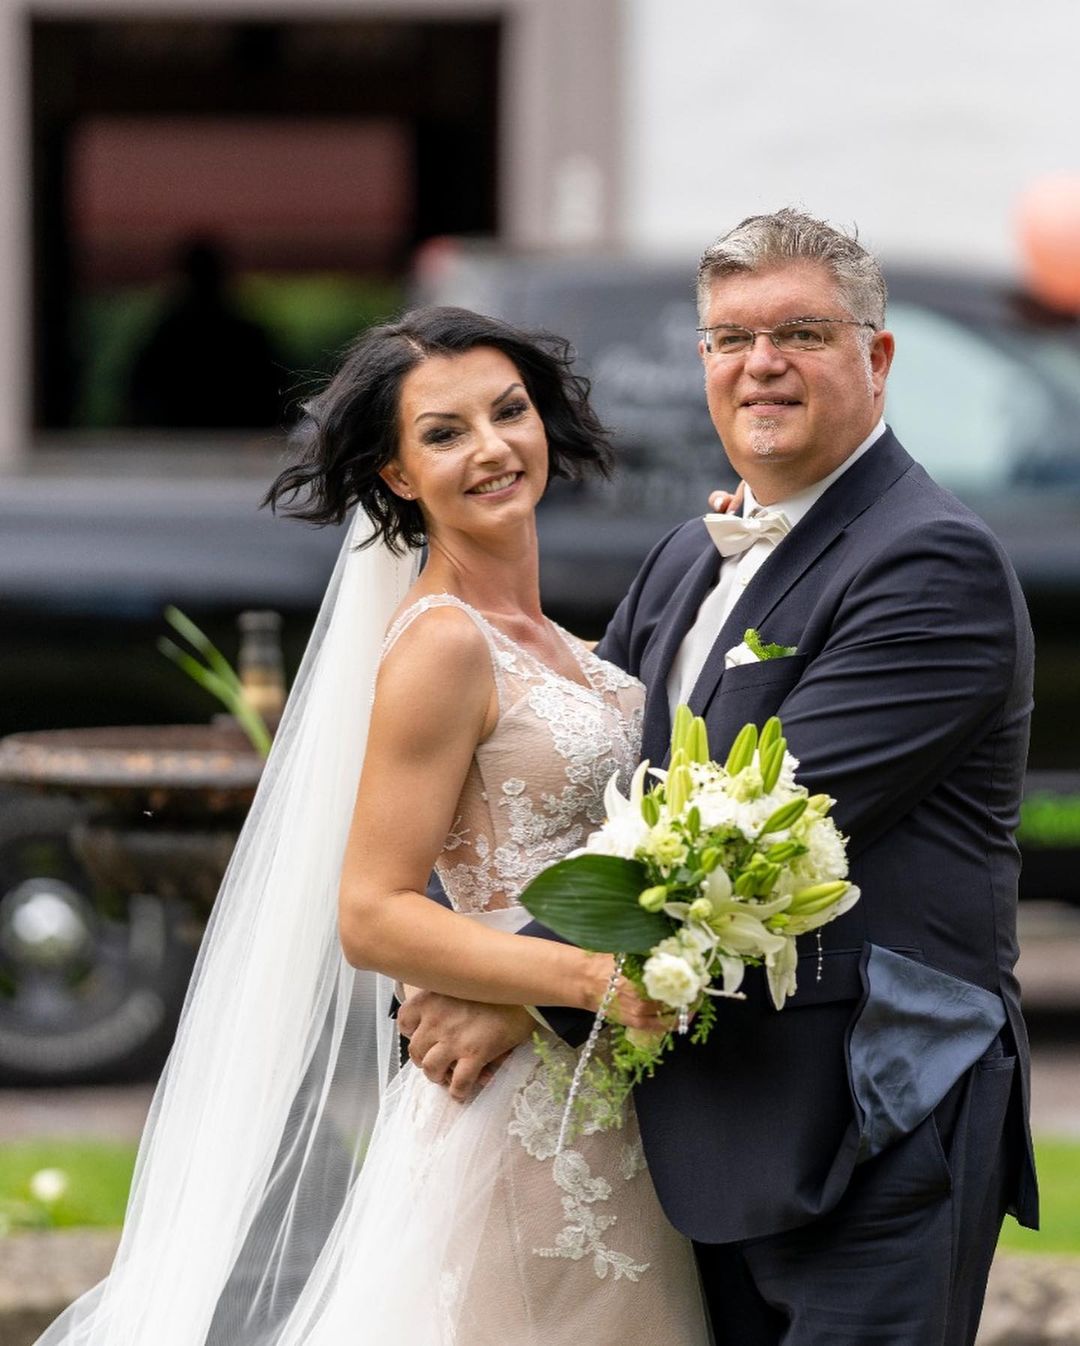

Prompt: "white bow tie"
[704,507,792,558]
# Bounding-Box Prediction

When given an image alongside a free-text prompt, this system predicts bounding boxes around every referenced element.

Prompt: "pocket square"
[724,640,762,669]
[725,627,800,669]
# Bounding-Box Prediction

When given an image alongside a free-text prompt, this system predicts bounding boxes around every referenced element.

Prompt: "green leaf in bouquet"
[725,722,758,775]
[519,855,671,953]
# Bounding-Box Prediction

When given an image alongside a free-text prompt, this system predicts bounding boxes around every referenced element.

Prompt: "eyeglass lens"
[707,322,829,354]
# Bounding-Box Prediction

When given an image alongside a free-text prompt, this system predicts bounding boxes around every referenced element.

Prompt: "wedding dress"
[34,519,709,1345]
[275,595,711,1343]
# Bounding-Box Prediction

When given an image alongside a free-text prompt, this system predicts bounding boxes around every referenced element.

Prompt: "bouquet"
[519,705,859,1134]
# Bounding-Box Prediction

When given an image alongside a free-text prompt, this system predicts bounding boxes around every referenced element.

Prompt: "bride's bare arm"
[339,607,659,1025]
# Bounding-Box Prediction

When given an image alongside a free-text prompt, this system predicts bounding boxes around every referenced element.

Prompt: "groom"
[400,208,1038,1344]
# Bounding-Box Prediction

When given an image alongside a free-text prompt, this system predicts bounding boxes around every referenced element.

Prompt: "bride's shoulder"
[380,592,494,681]
[374,596,495,738]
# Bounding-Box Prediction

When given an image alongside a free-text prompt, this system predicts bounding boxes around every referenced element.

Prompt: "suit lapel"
[639,530,722,762]
[687,431,915,722]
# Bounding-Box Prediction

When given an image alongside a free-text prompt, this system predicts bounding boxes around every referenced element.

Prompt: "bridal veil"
[37,512,419,1344]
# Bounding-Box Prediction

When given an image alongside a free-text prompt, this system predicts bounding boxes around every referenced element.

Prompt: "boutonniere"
[725,627,799,670]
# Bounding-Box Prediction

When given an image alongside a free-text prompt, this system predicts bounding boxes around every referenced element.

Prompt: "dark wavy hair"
[264,305,613,552]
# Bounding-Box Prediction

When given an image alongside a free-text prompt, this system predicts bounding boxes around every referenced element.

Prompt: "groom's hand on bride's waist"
[397,991,535,1101]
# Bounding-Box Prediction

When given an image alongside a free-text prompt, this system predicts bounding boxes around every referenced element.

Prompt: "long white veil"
[38,511,419,1345]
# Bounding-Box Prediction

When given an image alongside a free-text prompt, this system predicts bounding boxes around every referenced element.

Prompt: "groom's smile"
[699,259,894,502]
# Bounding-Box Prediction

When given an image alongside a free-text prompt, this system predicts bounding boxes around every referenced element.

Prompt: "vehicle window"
[885,302,1059,492]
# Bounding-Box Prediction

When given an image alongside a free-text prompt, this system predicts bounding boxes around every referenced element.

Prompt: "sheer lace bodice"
[324,594,711,1344]
[382,594,645,913]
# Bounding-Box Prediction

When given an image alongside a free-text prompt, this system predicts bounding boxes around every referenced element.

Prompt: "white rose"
[642,951,707,1008]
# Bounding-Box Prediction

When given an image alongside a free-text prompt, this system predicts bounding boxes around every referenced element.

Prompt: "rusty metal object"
[0,723,263,819]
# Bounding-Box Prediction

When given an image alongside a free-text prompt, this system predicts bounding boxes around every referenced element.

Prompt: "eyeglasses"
[697,317,877,355]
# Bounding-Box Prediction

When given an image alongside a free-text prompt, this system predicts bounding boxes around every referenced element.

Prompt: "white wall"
[622,0,1078,272]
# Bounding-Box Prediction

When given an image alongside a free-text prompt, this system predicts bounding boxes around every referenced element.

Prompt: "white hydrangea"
[775,816,850,894]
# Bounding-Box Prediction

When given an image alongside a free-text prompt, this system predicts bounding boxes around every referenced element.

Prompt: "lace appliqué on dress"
[535,1152,650,1282]
[510,1045,651,1282]
[384,594,644,916]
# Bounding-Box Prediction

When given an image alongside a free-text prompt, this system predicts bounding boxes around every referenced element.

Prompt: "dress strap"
[381,593,511,709]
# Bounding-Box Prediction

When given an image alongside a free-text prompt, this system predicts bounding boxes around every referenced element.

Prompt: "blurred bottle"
[237,611,286,728]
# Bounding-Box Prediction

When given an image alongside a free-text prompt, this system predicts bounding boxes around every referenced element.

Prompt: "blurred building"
[1,0,1076,467]
[0,0,621,467]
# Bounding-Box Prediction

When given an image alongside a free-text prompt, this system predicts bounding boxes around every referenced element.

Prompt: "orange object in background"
[1017,174,1080,313]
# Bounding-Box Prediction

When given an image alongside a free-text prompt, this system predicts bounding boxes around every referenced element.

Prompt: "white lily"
[703,865,733,905]
[706,951,748,998]
[584,761,653,858]
[709,901,789,959]
[766,936,799,1010]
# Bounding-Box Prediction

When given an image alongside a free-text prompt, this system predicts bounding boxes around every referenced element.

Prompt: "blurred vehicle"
[2,250,1080,1083]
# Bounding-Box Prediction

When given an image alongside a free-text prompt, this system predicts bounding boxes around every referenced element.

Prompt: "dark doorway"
[31,17,500,431]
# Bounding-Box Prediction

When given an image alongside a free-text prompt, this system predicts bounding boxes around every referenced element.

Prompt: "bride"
[35,306,712,1344]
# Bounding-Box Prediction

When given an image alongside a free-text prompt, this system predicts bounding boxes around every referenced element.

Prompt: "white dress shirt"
[666,419,886,716]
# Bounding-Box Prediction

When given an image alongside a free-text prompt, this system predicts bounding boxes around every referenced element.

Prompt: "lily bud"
[760,737,787,794]
[639,885,669,912]
[733,870,758,897]
[758,797,808,835]
[725,722,758,775]
[641,792,661,826]
[670,704,693,760]
[765,840,804,864]
[759,716,783,756]
[689,716,710,765]
[667,762,693,816]
[806,793,834,817]
[788,880,850,913]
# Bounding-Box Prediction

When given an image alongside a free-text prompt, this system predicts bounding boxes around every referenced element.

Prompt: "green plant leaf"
[519,855,671,952]
[158,629,272,758]
[164,606,244,692]
[744,628,798,661]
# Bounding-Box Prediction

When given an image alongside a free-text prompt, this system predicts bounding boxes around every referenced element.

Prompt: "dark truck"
[1,254,1078,1082]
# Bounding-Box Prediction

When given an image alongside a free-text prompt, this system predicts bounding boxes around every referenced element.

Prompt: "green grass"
[999,1137,1080,1254]
[0,1135,1077,1250]
[0,1141,137,1233]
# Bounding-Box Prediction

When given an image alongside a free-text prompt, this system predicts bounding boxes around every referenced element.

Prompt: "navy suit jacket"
[535,429,1037,1243]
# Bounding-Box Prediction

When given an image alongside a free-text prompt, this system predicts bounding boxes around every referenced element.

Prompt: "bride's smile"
[382,346,550,541]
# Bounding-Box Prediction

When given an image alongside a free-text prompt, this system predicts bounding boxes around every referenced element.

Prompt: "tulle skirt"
[275,1028,711,1345]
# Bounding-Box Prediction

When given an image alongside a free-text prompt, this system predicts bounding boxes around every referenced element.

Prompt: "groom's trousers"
[693,1041,1017,1346]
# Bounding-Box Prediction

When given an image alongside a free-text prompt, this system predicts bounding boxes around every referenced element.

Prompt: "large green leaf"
[519,855,671,952]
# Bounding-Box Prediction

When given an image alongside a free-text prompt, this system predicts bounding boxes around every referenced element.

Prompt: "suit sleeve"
[775,517,1031,855]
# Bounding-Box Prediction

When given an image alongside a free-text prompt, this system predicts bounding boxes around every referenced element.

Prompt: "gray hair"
[696,208,887,330]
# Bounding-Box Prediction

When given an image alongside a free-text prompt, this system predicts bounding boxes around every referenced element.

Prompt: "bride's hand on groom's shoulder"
[398,991,535,1101]
[708,482,745,514]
